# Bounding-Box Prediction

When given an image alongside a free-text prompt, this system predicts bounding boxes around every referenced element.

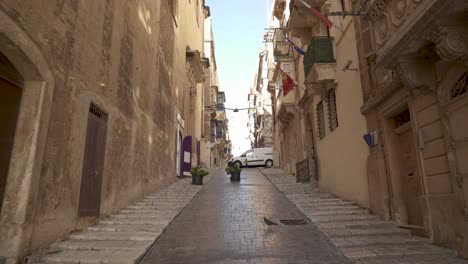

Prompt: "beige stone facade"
[202,15,231,168]
[0,0,216,262]
[354,0,468,256]
[268,0,369,206]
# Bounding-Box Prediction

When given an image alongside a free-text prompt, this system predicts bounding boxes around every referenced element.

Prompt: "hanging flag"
[298,0,333,29]
[278,67,295,97]
[284,35,306,56]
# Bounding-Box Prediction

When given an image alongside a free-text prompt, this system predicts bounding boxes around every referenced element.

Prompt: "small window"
[316,101,325,139]
[327,89,338,131]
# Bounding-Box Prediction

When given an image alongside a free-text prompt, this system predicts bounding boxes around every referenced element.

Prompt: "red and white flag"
[298,0,333,29]
[278,68,295,97]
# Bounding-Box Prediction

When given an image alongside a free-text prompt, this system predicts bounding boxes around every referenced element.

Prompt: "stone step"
[315,220,396,229]
[287,193,337,199]
[100,217,171,226]
[126,205,182,210]
[292,197,345,202]
[28,249,144,264]
[134,202,187,207]
[309,214,379,223]
[111,213,175,220]
[319,226,411,237]
[70,231,157,241]
[50,239,152,251]
[331,234,427,248]
[304,208,370,216]
[340,241,454,259]
[295,204,362,211]
[119,209,180,214]
[139,198,191,203]
[349,251,466,264]
[89,224,165,233]
[300,200,355,206]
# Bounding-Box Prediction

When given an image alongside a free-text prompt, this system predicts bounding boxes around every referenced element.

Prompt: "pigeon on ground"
[263,217,278,226]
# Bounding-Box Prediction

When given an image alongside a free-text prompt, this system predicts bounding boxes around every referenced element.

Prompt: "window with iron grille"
[451,71,468,100]
[327,89,338,131]
[316,101,325,139]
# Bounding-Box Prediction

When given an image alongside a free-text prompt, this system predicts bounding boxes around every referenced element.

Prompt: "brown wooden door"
[0,53,22,215]
[78,104,108,217]
[399,128,424,226]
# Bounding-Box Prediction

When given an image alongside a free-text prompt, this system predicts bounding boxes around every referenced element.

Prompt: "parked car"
[230,147,274,167]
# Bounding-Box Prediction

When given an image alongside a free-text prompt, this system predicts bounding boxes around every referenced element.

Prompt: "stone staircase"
[27,173,214,264]
[261,168,468,264]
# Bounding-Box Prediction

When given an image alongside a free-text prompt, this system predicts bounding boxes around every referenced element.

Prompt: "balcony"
[216,103,225,111]
[273,29,290,57]
[273,0,287,20]
[304,36,336,95]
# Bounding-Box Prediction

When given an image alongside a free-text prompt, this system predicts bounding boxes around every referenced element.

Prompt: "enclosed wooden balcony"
[303,36,336,94]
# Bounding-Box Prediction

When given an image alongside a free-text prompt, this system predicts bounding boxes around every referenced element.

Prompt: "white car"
[230,147,274,167]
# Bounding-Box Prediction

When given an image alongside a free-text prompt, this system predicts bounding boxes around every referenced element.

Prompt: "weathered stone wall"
[0,0,183,258]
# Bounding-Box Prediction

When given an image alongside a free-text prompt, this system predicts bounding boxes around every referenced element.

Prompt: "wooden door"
[78,104,108,217]
[0,53,22,215]
[398,128,424,226]
[181,136,192,176]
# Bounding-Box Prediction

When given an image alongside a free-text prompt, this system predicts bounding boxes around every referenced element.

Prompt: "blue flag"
[284,36,306,56]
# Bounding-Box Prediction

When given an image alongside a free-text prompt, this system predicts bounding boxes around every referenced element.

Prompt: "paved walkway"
[261,167,468,264]
[140,168,350,264]
[27,170,217,264]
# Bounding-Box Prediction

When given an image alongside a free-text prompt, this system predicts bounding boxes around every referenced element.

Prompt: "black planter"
[230,171,241,181]
[192,174,203,185]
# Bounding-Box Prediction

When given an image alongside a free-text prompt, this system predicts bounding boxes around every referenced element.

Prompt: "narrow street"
[139,168,350,264]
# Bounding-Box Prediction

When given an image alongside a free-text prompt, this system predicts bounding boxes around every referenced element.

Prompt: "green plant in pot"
[191,166,209,185]
[225,164,242,181]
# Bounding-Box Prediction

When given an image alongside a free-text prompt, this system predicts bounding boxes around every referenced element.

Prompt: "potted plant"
[191,166,209,185]
[225,164,242,181]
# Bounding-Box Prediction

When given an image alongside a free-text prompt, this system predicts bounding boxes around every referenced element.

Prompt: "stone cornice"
[361,77,402,114]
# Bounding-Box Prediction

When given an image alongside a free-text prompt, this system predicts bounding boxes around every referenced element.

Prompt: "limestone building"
[0,0,216,262]
[268,0,369,205]
[354,0,468,256]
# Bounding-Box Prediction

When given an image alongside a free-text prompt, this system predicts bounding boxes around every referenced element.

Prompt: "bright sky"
[206,0,269,156]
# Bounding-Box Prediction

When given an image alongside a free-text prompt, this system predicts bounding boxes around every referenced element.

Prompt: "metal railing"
[303,36,336,76]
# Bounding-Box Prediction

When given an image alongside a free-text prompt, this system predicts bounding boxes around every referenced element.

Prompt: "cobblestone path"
[140,168,350,264]
[261,167,468,264]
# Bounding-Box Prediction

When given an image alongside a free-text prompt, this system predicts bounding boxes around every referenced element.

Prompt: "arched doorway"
[0,10,55,261]
[0,52,23,215]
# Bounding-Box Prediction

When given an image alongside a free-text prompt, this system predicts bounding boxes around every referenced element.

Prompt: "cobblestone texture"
[260,168,468,264]
[140,168,350,264]
[26,170,217,264]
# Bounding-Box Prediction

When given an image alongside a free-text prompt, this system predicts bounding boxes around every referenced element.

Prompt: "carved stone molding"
[368,0,393,22]
[395,60,437,92]
[361,77,402,114]
[389,0,407,26]
[304,81,334,97]
[374,14,390,46]
[373,0,453,67]
[435,27,468,62]
[277,103,295,130]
